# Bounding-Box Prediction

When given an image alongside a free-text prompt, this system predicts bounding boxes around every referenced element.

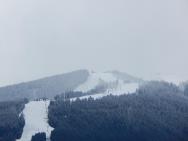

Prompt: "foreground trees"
[48,81,188,141]
[31,133,46,141]
[0,100,26,141]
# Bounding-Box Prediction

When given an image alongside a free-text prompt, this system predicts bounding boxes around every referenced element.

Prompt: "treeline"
[183,83,188,97]
[48,81,188,141]
[0,99,27,141]
[55,82,109,100]
[54,91,87,100]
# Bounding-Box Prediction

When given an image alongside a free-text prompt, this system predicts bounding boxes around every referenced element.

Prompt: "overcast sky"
[0,0,188,86]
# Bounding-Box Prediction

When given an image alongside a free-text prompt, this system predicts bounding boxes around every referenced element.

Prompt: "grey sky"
[0,0,188,86]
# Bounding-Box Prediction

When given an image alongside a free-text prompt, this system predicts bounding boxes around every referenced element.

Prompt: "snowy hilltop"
[0,69,187,102]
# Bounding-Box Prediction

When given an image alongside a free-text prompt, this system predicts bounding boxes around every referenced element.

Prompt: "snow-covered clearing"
[74,71,139,100]
[107,81,139,95]
[74,71,117,92]
[17,100,53,141]
[72,82,139,101]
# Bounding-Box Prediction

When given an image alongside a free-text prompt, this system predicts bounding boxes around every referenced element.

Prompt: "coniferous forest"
[48,81,188,141]
[0,100,26,141]
[31,132,46,141]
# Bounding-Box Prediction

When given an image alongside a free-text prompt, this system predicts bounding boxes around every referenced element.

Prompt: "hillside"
[0,100,26,141]
[0,70,89,101]
[0,70,142,101]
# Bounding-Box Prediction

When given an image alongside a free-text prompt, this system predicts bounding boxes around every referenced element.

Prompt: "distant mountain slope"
[0,70,143,102]
[74,71,143,95]
[0,70,89,101]
[108,70,143,83]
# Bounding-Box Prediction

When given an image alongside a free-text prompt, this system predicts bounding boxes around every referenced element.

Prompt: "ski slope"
[107,81,139,95]
[74,71,139,99]
[75,71,139,91]
[72,82,139,101]
[74,71,117,92]
[17,100,53,141]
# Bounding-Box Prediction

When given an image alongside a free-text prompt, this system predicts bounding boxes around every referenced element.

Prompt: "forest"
[48,81,188,141]
[0,99,27,141]
[31,132,46,141]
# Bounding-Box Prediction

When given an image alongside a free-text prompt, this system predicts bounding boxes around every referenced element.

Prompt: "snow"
[74,71,139,100]
[107,81,139,95]
[71,93,106,101]
[74,71,117,93]
[72,82,139,101]
[17,100,54,141]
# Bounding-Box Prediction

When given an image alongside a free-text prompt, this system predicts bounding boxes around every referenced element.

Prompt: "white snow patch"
[107,81,139,95]
[17,100,54,141]
[72,82,139,101]
[71,93,107,101]
[74,72,117,93]
[19,111,23,118]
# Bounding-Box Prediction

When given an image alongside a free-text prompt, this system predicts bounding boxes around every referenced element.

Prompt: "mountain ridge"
[0,70,89,101]
[0,69,141,101]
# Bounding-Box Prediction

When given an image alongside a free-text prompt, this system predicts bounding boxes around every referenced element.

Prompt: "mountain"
[0,70,142,101]
[74,70,142,93]
[0,70,89,101]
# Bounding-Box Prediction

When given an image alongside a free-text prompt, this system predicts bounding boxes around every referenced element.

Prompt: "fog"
[0,0,188,86]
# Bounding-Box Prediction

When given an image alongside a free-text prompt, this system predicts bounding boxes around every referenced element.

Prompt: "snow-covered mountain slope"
[71,82,139,101]
[1,69,186,102]
[74,72,117,92]
[74,71,141,97]
[0,70,142,102]
[17,100,53,141]
[107,82,139,95]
